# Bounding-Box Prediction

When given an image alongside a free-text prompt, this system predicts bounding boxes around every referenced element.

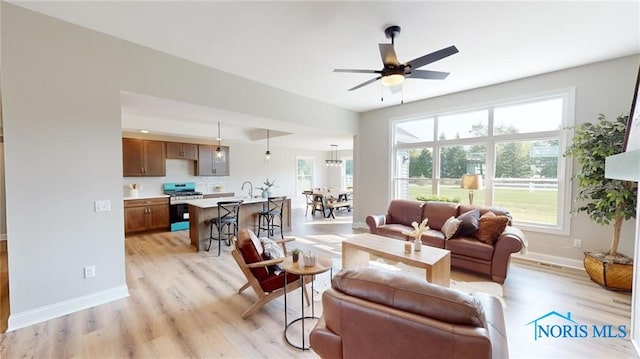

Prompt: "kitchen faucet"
[241,181,253,198]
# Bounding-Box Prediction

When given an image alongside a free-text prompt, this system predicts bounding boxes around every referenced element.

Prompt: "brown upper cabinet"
[166,142,198,160]
[196,145,229,176]
[122,138,166,177]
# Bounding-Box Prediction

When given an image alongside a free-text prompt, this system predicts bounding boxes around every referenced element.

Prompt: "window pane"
[296,158,314,191]
[438,110,488,140]
[396,178,434,200]
[343,159,353,189]
[395,148,433,199]
[494,140,559,225]
[439,144,486,203]
[395,118,434,144]
[494,98,563,135]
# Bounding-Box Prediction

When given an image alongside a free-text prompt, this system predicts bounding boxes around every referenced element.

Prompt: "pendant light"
[325,144,342,166]
[215,121,223,158]
[265,129,271,160]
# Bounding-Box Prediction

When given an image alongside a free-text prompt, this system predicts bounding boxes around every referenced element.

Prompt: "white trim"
[391,88,573,234]
[512,250,584,271]
[0,233,6,241]
[7,285,129,331]
[352,221,368,230]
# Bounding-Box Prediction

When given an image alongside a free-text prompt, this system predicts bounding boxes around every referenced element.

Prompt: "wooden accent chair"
[231,228,310,319]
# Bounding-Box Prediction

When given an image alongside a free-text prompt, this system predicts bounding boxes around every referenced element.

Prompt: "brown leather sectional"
[310,267,509,359]
[366,200,527,283]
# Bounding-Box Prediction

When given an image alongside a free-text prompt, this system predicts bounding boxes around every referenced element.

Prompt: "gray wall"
[1,4,357,329]
[354,55,640,263]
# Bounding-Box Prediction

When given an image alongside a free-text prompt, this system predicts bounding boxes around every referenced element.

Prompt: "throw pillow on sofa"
[456,208,480,236]
[474,211,510,244]
[441,216,462,239]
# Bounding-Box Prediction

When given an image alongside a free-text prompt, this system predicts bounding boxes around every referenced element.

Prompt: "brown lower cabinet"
[124,197,169,235]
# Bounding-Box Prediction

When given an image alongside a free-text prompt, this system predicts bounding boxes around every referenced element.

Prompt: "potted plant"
[257,178,276,198]
[291,248,301,262]
[564,114,638,291]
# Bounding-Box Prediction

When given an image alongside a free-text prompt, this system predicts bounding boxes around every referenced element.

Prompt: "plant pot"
[292,253,299,262]
[583,251,633,292]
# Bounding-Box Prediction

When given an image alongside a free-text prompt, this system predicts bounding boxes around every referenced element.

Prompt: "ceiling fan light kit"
[380,73,405,87]
[334,25,458,94]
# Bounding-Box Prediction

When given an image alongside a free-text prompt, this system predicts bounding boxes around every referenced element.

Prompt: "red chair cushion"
[237,230,269,281]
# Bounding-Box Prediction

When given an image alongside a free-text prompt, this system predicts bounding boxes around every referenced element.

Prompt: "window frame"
[391,88,575,235]
[295,156,315,196]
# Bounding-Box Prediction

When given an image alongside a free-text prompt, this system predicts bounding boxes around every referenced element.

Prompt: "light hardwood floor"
[0,209,636,358]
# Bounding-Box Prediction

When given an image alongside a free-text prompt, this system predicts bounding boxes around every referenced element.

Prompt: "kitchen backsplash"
[123,159,228,197]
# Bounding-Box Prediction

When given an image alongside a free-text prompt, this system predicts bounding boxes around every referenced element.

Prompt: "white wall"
[355,55,640,263]
[1,4,357,330]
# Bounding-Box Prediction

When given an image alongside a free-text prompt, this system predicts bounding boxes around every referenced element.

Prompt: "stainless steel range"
[163,182,203,231]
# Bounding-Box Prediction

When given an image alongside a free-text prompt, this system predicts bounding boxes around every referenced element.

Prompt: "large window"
[393,91,572,233]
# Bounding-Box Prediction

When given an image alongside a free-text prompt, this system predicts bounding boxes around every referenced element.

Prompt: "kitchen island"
[187,196,291,251]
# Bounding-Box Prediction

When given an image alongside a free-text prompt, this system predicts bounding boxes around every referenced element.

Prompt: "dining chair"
[312,194,326,217]
[208,199,243,255]
[303,190,314,217]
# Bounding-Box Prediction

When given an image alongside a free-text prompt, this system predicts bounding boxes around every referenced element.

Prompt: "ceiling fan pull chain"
[381,84,384,102]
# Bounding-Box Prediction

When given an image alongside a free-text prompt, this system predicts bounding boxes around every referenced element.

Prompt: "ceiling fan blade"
[405,45,459,70]
[334,69,382,74]
[409,70,450,80]
[379,44,399,67]
[348,77,381,91]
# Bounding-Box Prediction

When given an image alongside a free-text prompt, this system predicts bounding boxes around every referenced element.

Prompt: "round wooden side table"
[282,255,333,351]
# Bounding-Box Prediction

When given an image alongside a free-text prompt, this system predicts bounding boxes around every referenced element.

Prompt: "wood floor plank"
[0,209,636,358]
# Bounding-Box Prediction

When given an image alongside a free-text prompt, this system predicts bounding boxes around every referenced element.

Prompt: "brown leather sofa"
[366,200,526,283]
[310,267,509,359]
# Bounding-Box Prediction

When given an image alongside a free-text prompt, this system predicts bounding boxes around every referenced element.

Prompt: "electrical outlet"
[94,200,111,212]
[573,239,582,248]
[84,265,96,278]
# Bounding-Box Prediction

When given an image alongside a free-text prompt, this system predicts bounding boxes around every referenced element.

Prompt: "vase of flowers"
[129,183,140,197]
[402,218,429,252]
[257,178,276,198]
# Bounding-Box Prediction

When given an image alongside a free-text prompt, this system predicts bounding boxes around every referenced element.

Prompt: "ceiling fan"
[334,25,459,91]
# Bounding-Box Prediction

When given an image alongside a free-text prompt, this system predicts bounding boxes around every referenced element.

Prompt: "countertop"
[185,195,287,209]
[124,194,170,201]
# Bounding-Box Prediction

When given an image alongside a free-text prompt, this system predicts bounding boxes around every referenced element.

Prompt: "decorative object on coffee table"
[402,218,429,252]
[564,113,638,291]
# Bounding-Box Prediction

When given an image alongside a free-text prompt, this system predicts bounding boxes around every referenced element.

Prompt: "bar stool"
[208,200,243,255]
[257,196,286,239]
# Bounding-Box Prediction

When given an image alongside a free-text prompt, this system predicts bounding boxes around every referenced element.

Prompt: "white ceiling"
[10,1,640,150]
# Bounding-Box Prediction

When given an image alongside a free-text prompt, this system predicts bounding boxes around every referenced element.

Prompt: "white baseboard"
[7,285,129,331]
[0,233,6,241]
[512,251,584,271]
[352,221,368,230]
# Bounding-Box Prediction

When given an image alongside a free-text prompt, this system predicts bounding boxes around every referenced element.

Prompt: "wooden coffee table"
[342,233,451,287]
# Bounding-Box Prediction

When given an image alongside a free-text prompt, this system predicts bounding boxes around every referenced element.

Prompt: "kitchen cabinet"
[124,197,169,234]
[196,145,229,176]
[166,142,198,160]
[122,139,166,177]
